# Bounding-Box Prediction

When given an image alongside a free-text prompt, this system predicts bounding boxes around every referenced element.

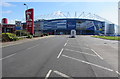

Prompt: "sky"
[1,1,119,25]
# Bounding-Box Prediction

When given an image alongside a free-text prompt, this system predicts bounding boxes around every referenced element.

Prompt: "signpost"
[15,21,22,30]
[25,8,34,35]
[15,21,22,36]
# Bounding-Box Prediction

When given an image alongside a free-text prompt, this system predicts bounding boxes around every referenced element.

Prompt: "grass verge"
[91,35,120,41]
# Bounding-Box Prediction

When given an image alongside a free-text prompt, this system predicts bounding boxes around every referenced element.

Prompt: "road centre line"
[2,42,23,48]
[27,44,40,50]
[64,39,69,47]
[0,53,16,60]
[91,49,103,60]
[64,43,67,46]
[54,70,73,79]
[45,70,52,79]
[116,71,120,75]
[57,48,64,58]
[64,48,97,57]
[62,54,114,72]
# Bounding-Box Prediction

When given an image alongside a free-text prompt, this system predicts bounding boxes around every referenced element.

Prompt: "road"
[2,35,119,79]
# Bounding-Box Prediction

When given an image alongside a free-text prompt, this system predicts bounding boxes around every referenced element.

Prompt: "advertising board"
[25,8,34,34]
[15,21,22,30]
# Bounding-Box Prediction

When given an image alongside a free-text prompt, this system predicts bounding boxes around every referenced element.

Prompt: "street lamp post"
[24,3,28,10]
[23,3,28,34]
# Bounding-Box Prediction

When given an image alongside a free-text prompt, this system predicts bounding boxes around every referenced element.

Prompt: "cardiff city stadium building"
[34,18,115,35]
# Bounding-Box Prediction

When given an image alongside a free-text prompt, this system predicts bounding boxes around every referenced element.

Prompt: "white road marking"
[57,48,64,58]
[91,49,103,60]
[0,53,16,60]
[116,71,120,75]
[27,44,40,50]
[62,54,113,72]
[64,43,67,46]
[1,44,40,60]
[45,70,52,79]
[64,48,97,57]
[2,42,23,48]
[54,70,73,79]
[66,45,90,49]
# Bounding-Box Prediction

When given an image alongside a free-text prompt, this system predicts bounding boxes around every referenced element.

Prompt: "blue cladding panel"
[87,26,94,30]
[15,26,23,30]
[67,20,76,30]
[43,20,66,30]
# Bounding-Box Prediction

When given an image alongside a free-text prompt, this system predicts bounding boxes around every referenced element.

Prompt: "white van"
[70,30,76,38]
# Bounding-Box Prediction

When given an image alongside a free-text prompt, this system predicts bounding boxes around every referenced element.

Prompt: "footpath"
[2,35,54,47]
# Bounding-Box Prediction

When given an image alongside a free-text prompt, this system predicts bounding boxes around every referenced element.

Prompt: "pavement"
[1,35,119,79]
[2,35,54,48]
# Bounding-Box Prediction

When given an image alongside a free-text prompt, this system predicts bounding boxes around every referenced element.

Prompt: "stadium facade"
[34,18,115,35]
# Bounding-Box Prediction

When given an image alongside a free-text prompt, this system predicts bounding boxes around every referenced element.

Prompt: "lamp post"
[24,3,28,10]
[23,3,28,33]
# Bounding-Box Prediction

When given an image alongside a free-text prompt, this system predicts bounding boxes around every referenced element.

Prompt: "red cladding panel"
[25,8,34,34]
[2,18,8,24]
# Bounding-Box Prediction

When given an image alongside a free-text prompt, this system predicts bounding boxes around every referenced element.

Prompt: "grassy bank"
[92,35,120,40]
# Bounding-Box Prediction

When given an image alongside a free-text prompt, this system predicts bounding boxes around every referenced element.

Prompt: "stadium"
[34,12,116,36]
[35,18,115,35]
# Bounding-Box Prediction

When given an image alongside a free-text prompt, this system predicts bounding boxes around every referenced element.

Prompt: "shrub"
[40,34,44,37]
[15,30,30,36]
[2,33,19,42]
[43,33,49,36]
[27,35,33,39]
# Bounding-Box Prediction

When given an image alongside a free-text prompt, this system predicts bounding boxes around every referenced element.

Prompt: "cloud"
[1,2,16,7]
[9,19,20,24]
[9,20,15,24]
[2,10,13,14]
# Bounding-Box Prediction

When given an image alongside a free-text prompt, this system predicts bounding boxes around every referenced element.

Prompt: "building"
[40,18,105,35]
[105,23,115,35]
[34,20,44,36]
[2,18,16,33]
[2,24,16,33]
[22,18,117,35]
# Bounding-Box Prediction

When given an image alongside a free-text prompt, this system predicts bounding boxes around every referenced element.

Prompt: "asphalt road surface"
[2,35,119,79]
